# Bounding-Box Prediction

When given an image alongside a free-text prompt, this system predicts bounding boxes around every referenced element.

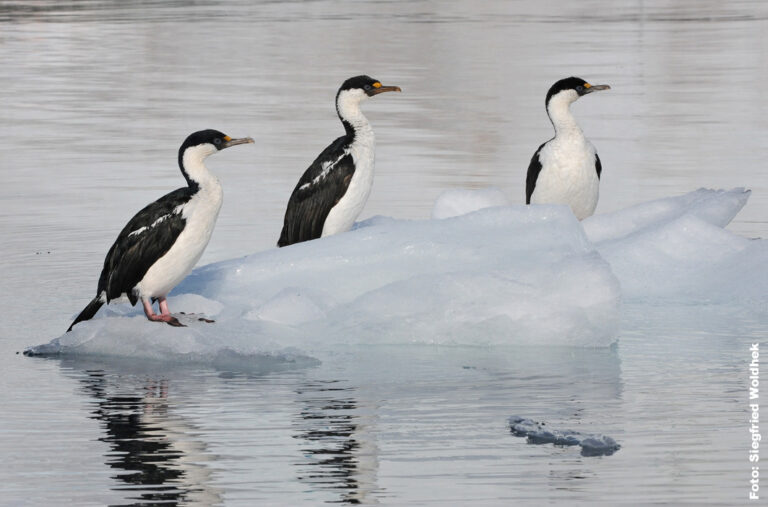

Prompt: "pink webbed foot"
[147,313,185,327]
[143,299,186,327]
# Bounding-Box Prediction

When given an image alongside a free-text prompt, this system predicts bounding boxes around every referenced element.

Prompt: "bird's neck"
[179,145,221,193]
[547,95,583,138]
[337,96,373,140]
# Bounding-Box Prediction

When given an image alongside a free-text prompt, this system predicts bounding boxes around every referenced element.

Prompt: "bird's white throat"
[182,144,221,189]
[320,89,377,237]
[546,91,583,137]
[337,89,373,136]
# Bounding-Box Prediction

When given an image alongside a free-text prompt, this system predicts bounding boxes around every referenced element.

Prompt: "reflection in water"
[294,380,382,504]
[75,366,221,506]
[0,0,227,24]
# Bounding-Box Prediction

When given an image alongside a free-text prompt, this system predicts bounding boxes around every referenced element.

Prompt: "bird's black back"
[525,141,548,204]
[97,187,191,304]
[595,152,602,180]
[278,135,356,247]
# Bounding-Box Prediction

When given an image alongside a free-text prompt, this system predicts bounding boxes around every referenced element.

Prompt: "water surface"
[1,1,765,504]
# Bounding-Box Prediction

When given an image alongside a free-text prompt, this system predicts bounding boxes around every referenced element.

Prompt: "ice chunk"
[596,213,751,301]
[29,187,763,361]
[585,188,764,304]
[508,416,620,456]
[185,204,621,347]
[583,188,750,244]
[580,435,623,457]
[431,187,510,219]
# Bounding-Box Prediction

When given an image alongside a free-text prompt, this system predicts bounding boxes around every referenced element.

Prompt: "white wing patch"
[299,150,350,191]
[127,206,183,237]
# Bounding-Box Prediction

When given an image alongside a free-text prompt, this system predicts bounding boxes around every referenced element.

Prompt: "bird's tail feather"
[67,296,105,332]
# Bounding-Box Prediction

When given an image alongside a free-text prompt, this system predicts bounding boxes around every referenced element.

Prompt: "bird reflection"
[77,368,221,506]
[293,380,382,504]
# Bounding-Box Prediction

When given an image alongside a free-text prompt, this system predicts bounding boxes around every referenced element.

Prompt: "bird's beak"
[583,83,611,94]
[222,136,255,149]
[367,85,402,96]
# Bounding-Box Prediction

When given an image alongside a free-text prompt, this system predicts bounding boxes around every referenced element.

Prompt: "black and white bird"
[526,76,610,220]
[67,129,254,332]
[277,75,401,247]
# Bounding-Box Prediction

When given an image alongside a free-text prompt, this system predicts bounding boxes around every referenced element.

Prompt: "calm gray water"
[1,0,766,505]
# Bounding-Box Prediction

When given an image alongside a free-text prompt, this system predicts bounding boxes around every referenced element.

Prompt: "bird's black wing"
[97,187,191,304]
[278,136,356,247]
[525,142,547,204]
[595,152,602,180]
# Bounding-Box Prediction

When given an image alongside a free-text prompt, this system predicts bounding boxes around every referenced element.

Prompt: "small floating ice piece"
[580,435,622,457]
[508,416,620,456]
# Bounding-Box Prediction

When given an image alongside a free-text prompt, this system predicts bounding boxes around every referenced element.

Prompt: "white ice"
[584,188,763,303]
[27,187,765,363]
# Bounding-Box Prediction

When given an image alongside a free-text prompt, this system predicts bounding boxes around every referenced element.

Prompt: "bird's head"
[179,129,255,160]
[545,77,610,108]
[336,75,401,106]
[177,130,254,185]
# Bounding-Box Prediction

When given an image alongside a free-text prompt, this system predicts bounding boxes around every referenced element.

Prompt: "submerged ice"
[508,416,621,457]
[26,187,765,361]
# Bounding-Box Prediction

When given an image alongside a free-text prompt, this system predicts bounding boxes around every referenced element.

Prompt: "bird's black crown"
[177,129,231,187]
[338,75,381,93]
[545,76,591,105]
[180,129,230,152]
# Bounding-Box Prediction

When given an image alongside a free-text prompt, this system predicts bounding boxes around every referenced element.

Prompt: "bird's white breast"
[136,182,223,299]
[531,134,600,220]
[321,127,375,236]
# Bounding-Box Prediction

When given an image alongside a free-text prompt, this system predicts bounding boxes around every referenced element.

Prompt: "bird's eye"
[364,84,372,90]
[576,85,584,91]
[214,138,222,145]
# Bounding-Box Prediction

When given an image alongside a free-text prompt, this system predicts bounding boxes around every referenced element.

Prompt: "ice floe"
[26,187,764,362]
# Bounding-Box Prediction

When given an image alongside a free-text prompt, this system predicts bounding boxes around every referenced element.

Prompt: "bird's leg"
[141,299,160,319]
[158,297,171,316]
[142,299,185,327]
